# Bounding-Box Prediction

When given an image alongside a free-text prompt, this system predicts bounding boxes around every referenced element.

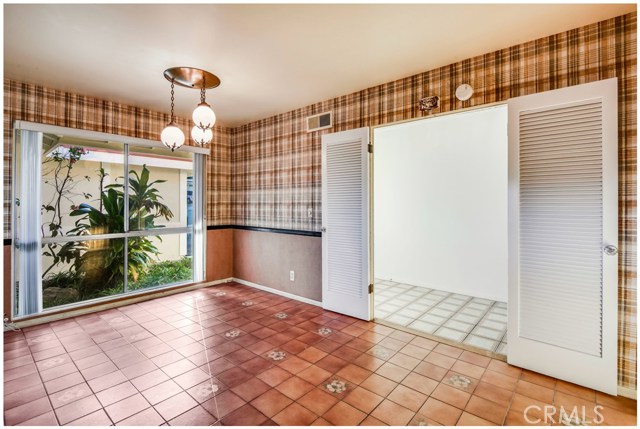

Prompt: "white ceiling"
[4,3,635,127]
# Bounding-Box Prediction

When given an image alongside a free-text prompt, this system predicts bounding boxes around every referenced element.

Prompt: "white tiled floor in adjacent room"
[374,280,508,354]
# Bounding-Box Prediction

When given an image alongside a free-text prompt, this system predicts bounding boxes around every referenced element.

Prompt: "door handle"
[321,227,327,233]
[603,245,618,256]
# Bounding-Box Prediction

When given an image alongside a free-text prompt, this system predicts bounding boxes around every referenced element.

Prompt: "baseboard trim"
[12,278,234,328]
[617,386,637,400]
[233,278,323,307]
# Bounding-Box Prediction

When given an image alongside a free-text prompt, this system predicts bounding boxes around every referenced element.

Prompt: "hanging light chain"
[170,79,176,122]
[200,74,206,104]
[162,77,185,152]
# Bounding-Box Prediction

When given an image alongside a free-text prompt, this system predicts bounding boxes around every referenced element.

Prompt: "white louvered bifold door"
[321,127,371,320]
[507,78,618,394]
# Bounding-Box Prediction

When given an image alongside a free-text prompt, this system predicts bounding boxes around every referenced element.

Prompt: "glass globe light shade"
[192,102,216,129]
[191,126,213,146]
[161,123,185,151]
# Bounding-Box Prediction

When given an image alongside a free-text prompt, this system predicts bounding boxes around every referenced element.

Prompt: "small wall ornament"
[419,95,440,112]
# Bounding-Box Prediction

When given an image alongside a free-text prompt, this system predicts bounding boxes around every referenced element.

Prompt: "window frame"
[11,121,207,319]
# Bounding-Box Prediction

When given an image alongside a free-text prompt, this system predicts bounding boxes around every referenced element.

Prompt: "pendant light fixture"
[160,78,185,151]
[161,67,221,150]
[192,77,216,130]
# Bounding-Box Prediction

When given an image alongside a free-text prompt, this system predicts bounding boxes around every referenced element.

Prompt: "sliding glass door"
[13,124,206,317]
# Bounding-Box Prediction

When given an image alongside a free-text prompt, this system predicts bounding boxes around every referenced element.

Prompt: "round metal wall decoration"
[455,83,474,101]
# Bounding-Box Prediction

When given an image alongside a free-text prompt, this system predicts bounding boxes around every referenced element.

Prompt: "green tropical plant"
[65,165,174,295]
[127,167,174,230]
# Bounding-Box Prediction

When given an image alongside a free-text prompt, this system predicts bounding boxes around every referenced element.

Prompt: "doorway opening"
[372,105,509,355]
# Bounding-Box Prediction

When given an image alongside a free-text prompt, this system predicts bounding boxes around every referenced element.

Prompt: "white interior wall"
[373,105,509,302]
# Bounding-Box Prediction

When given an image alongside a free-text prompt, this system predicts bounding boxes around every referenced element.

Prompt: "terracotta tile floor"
[3,282,637,426]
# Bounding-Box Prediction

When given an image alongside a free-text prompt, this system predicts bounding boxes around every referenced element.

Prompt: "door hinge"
[368,283,374,294]
[368,144,373,153]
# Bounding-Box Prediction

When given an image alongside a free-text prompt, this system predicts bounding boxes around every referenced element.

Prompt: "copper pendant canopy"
[163,67,221,89]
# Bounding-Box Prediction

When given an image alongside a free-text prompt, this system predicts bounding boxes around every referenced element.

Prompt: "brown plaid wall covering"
[232,13,637,390]
[2,79,234,233]
[2,13,637,390]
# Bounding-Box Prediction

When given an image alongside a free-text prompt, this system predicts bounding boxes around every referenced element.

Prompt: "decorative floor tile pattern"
[374,280,508,353]
[3,281,637,426]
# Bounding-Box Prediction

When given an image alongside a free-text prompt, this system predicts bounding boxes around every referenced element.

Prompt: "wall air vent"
[306,111,332,133]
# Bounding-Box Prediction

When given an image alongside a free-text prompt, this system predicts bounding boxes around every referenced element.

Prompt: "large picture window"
[12,122,206,317]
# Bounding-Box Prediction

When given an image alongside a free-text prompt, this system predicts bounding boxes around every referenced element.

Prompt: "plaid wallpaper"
[2,79,233,234]
[231,13,637,390]
[2,12,636,390]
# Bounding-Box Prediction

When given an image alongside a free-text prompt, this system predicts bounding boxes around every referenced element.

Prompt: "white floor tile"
[487,313,507,323]
[435,327,467,342]
[452,313,481,324]
[386,314,413,326]
[464,335,498,351]
[473,326,504,340]
[427,308,453,318]
[419,313,446,325]
[409,320,438,333]
[438,302,464,312]
[406,304,430,312]
[444,319,474,332]
[400,309,424,319]
[466,303,490,311]
[378,304,402,312]
[416,298,440,306]
[471,297,494,305]
[376,293,396,299]
[450,293,472,301]
[478,319,507,331]
[386,299,412,307]
[460,308,485,317]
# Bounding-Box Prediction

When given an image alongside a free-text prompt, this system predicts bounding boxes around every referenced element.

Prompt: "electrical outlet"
[289,270,295,281]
